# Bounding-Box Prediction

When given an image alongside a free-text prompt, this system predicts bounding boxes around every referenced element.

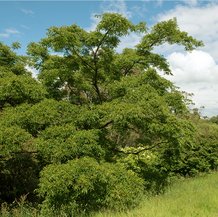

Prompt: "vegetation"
[94,172,218,217]
[0,13,217,216]
[1,172,218,217]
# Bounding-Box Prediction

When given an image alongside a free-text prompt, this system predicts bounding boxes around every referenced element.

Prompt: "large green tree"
[1,13,217,216]
[27,13,203,214]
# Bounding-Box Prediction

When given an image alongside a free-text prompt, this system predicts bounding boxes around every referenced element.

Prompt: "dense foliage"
[0,13,217,216]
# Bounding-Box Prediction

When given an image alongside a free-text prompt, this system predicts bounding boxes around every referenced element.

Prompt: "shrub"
[38,157,144,216]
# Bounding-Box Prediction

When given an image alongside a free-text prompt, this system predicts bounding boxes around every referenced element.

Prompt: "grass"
[0,204,38,217]
[1,172,218,217]
[94,172,218,217]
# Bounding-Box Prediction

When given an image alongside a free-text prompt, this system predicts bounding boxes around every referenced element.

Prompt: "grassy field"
[94,172,218,217]
[1,172,218,217]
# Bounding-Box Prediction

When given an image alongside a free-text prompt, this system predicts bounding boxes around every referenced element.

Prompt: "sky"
[0,0,218,117]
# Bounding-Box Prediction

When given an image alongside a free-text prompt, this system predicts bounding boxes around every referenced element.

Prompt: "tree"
[209,115,218,125]
[26,13,205,215]
[2,13,215,216]
[0,43,46,202]
[0,42,47,109]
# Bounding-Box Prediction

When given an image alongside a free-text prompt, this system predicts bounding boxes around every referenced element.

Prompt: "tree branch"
[123,61,137,76]
[93,27,112,59]
[92,26,115,103]
[115,140,169,155]
[99,120,113,129]
[70,47,96,72]
[92,73,102,103]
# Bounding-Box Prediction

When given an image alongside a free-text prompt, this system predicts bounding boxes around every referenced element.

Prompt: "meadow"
[94,172,218,217]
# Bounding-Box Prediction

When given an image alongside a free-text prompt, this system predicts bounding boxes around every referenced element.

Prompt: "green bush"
[163,118,218,177]
[38,157,144,216]
[0,154,39,203]
[36,127,105,164]
[116,148,171,194]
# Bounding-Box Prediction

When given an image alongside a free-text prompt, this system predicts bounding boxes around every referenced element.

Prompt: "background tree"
[209,115,218,125]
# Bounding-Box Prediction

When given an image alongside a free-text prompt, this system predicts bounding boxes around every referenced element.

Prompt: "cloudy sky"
[0,0,218,117]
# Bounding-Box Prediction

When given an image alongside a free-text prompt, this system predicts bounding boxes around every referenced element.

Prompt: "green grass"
[94,172,218,217]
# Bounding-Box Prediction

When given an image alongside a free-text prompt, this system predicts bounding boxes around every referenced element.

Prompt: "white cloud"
[130,4,147,18]
[20,24,30,30]
[156,3,218,116]
[21,8,34,15]
[25,66,38,79]
[5,28,20,34]
[100,0,131,18]
[86,13,101,32]
[167,51,218,83]
[158,3,218,60]
[0,28,20,38]
[0,33,9,38]
[164,50,218,117]
[117,32,142,53]
[182,0,199,6]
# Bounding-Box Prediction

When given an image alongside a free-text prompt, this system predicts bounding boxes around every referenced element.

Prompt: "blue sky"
[0,0,218,116]
[0,1,101,53]
[0,0,206,54]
